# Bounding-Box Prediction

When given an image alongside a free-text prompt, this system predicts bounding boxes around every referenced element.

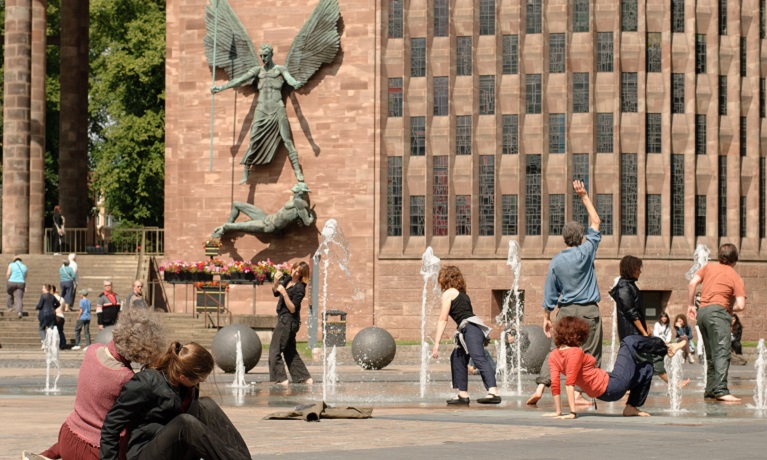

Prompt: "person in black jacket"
[100,341,250,460]
[35,284,59,341]
[609,256,648,339]
[269,261,313,385]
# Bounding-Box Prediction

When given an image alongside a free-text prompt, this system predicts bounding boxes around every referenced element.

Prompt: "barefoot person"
[687,243,746,402]
[545,317,687,419]
[432,266,500,405]
[527,180,602,406]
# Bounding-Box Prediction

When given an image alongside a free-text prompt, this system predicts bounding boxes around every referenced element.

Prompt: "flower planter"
[192,272,213,282]
[164,272,180,283]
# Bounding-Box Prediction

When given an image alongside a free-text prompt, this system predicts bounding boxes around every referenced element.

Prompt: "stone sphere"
[94,326,115,345]
[211,323,262,373]
[520,325,551,374]
[351,327,396,370]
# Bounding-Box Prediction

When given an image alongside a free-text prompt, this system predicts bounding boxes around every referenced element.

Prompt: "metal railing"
[44,227,164,255]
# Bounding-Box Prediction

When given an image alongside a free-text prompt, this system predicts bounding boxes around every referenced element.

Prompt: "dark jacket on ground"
[609,277,647,340]
[100,368,198,460]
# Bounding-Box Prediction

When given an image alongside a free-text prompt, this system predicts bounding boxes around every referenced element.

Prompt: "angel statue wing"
[203,0,258,83]
[285,0,341,85]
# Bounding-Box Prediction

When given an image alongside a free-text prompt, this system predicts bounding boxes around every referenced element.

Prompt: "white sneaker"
[22,450,52,460]
[71,345,81,350]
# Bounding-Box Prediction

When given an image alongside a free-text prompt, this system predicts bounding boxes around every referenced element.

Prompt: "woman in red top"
[547,316,687,419]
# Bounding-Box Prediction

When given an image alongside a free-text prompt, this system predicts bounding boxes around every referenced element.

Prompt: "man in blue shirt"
[527,180,602,406]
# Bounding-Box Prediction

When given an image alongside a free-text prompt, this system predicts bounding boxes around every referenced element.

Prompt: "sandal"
[446,395,470,405]
[477,394,502,404]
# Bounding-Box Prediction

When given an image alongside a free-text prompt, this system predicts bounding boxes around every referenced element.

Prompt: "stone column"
[2,0,33,255]
[29,0,47,253]
[59,0,90,228]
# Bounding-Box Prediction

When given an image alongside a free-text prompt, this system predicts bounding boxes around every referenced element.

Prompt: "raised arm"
[211,66,260,93]
[573,180,600,232]
[281,67,303,89]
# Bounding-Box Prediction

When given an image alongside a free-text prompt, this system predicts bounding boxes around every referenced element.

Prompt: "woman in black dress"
[432,265,500,405]
[52,205,65,254]
[268,261,313,385]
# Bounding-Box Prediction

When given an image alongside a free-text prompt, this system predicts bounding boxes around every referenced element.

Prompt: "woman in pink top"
[24,307,166,460]
[547,317,687,419]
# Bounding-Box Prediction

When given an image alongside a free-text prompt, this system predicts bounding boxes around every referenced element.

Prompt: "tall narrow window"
[763,0,766,39]
[389,0,403,38]
[719,0,727,35]
[672,74,685,114]
[549,114,565,154]
[526,155,542,235]
[621,72,638,112]
[672,0,685,33]
[672,155,685,236]
[479,75,495,115]
[719,156,727,236]
[741,117,747,157]
[479,156,495,236]
[573,73,590,113]
[388,78,403,117]
[695,115,707,155]
[526,74,542,114]
[480,0,495,35]
[502,115,518,154]
[761,157,765,238]
[434,0,449,37]
[456,195,471,235]
[387,157,403,236]
[597,113,614,153]
[549,34,566,73]
[741,37,747,77]
[456,116,471,155]
[622,0,638,32]
[762,78,766,118]
[695,35,706,74]
[410,196,425,236]
[741,196,747,238]
[549,194,565,235]
[597,195,613,235]
[597,33,614,72]
[696,195,707,237]
[719,76,728,115]
[646,113,662,153]
[433,156,448,236]
[621,154,638,235]
[434,77,448,116]
[647,195,662,236]
[457,37,472,76]
[572,154,590,228]
[526,0,542,34]
[574,0,589,32]
[502,195,518,235]
[411,38,426,77]
[410,116,425,156]
[647,33,662,73]
[503,35,519,75]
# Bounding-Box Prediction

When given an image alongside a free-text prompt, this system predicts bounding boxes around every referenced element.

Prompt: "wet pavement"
[1,350,766,459]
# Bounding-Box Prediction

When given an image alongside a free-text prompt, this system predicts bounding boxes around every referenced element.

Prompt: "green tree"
[89,0,165,227]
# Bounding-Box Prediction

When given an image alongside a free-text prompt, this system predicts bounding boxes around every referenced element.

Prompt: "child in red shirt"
[548,316,687,418]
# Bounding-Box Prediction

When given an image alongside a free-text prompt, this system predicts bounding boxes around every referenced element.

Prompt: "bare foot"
[679,378,691,389]
[304,378,313,385]
[275,380,289,386]
[715,394,741,403]
[623,405,651,417]
[667,340,687,357]
[573,393,593,407]
[526,384,545,406]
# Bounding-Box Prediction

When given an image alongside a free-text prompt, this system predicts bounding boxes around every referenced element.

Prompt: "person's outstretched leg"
[187,398,250,458]
[135,414,250,460]
[463,324,497,393]
[268,318,290,383]
[624,362,654,416]
[600,339,638,402]
[282,319,312,383]
[450,345,471,397]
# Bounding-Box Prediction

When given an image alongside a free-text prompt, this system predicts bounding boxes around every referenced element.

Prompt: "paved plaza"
[1,350,766,459]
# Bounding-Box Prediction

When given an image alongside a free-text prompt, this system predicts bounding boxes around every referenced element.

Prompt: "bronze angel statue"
[204,0,341,183]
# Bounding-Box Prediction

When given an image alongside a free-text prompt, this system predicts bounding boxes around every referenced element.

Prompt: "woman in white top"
[653,312,672,343]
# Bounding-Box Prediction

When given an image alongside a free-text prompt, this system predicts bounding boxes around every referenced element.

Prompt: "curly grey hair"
[562,221,585,247]
[112,307,167,365]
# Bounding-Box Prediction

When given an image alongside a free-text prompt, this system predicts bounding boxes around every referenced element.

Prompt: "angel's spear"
[208,0,220,172]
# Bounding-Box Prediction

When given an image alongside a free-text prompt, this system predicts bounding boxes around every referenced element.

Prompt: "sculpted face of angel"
[259,45,273,67]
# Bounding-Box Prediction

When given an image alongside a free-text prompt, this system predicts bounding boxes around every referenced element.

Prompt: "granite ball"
[211,323,262,373]
[351,327,396,370]
[520,325,550,374]
[94,326,115,345]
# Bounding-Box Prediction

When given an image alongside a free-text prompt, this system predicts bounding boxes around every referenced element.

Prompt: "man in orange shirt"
[687,244,746,402]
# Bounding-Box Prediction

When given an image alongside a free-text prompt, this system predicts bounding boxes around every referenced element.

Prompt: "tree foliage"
[89,0,166,227]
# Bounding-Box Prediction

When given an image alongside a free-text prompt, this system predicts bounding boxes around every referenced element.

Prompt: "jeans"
[697,305,732,397]
[60,280,75,307]
[598,335,667,408]
[6,282,25,315]
[450,322,497,392]
[268,315,311,382]
[537,303,602,387]
[133,397,250,460]
[74,319,91,347]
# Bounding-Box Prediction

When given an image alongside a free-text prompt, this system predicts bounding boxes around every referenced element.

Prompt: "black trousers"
[268,315,311,382]
[450,322,497,392]
[133,397,250,460]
